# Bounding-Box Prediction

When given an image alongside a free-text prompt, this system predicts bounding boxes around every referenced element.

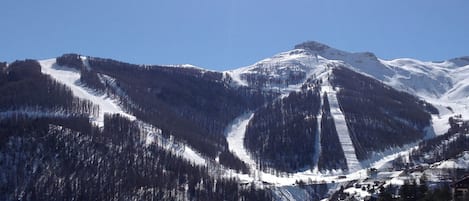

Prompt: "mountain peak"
[294,41,331,52]
[449,56,469,66]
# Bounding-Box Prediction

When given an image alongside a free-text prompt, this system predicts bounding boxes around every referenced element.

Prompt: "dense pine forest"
[0,114,272,201]
[56,54,277,172]
[245,81,321,172]
[0,59,272,201]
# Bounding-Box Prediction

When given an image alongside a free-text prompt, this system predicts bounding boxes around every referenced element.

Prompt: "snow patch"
[183,147,207,166]
[436,151,469,169]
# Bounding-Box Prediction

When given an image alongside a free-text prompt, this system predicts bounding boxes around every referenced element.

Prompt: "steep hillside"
[294,41,469,137]
[53,54,275,170]
[0,59,272,201]
[0,114,271,201]
[245,83,321,172]
[227,46,438,174]
[1,41,468,201]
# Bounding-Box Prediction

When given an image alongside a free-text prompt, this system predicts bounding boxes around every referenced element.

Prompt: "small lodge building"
[451,176,469,201]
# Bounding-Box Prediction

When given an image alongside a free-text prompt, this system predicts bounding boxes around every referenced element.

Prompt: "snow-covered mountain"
[226,41,469,135]
[228,41,469,101]
[1,41,468,201]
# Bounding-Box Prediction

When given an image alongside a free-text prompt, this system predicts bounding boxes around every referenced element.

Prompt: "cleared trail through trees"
[312,91,323,173]
[322,82,361,172]
[226,113,257,169]
[40,59,135,127]
[39,59,207,166]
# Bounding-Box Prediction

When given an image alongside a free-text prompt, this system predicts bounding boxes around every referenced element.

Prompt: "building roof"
[451,176,469,187]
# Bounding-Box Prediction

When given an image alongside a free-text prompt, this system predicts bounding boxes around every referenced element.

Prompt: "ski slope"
[321,82,361,172]
[39,58,207,166]
[226,113,257,168]
[39,58,135,127]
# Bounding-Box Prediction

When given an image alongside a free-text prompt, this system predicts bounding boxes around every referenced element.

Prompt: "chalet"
[451,176,469,201]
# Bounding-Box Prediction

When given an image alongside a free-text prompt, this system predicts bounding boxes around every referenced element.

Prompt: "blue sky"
[1,0,468,70]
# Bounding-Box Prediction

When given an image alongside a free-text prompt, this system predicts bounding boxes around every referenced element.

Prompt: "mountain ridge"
[1,41,468,201]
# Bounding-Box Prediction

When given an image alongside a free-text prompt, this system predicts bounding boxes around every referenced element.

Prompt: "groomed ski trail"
[226,113,257,168]
[39,58,135,127]
[39,58,207,166]
[322,80,361,172]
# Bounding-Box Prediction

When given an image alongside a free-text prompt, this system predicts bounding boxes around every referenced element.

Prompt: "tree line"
[245,82,321,172]
[0,114,272,201]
